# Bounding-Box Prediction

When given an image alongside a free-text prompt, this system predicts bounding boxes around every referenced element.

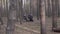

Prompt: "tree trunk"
[52,0,57,30]
[47,0,51,17]
[37,0,40,20]
[19,0,22,24]
[40,0,46,34]
[6,0,17,34]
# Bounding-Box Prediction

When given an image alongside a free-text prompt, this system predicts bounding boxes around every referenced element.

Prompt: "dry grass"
[1,17,60,34]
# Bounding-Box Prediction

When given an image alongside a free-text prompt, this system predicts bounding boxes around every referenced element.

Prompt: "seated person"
[28,14,33,22]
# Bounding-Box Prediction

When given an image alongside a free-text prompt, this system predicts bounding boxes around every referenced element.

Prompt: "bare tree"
[0,0,4,31]
[37,0,40,20]
[57,0,59,17]
[47,0,51,17]
[40,0,46,34]
[6,0,17,34]
[58,0,60,17]
[52,0,57,30]
[19,0,22,24]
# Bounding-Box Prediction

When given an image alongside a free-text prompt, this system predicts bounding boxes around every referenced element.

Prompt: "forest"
[0,0,60,34]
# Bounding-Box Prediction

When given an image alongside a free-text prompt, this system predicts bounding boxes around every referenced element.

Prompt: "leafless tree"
[52,0,57,30]
[6,0,17,34]
[19,0,22,24]
[47,0,51,17]
[40,0,46,34]
[0,0,4,31]
[37,0,40,20]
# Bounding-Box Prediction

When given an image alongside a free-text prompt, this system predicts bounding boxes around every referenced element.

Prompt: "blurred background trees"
[0,0,60,18]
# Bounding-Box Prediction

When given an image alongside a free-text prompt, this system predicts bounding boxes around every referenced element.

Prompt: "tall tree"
[40,0,46,34]
[19,0,22,24]
[57,0,59,17]
[52,0,57,30]
[0,0,3,32]
[47,0,51,17]
[6,0,17,34]
[37,0,40,20]
[58,0,60,17]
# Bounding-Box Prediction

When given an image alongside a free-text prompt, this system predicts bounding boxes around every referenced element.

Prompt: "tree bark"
[52,0,57,30]
[6,0,17,34]
[37,0,40,20]
[19,0,22,24]
[40,0,46,34]
[47,0,51,17]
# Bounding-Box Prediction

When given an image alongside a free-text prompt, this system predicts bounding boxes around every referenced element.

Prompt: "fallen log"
[52,28,60,32]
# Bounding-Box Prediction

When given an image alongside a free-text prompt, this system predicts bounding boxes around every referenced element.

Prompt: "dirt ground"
[0,17,60,34]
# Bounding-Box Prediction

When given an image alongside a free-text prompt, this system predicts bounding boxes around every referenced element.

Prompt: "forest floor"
[0,17,60,34]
